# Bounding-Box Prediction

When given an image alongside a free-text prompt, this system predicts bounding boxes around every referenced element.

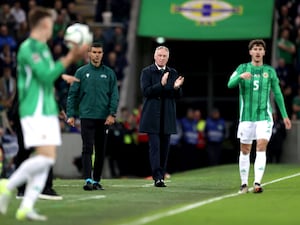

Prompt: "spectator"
[53,0,64,14]
[292,86,300,120]
[10,1,27,35]
[267,113,287,163]
[66,1,79,23]
[294,28,300,74]
[0,44,16,71]
[168,118,183,173]
[0,24,17,52]
[277,28,296,75]
[0,66,16,111]
[194,109,206,150]
[204,108,226,166]
[117,106,138,176]
[52,12,68,41]
[0,3,16,35]
[194,109,207,167]
[93,26,107,46]
[180,108,199,171]
[105,50,127,89]
[276,58,294,116]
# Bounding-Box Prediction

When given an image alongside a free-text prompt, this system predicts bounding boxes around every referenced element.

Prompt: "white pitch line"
[67,195,106,202]
[119,172,300,225]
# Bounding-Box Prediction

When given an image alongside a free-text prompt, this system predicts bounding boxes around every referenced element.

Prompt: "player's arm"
[227,71,241,88]
[24,49,65,84]
[66,70,81,119]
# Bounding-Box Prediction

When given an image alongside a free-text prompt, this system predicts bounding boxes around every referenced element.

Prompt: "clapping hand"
[161,72,169,86]
[174,76,184,89]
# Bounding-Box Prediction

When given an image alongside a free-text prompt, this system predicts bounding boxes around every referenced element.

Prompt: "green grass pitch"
[1,163,299,225]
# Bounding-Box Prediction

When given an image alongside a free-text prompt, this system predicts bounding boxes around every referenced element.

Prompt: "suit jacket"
[139,64,182,134]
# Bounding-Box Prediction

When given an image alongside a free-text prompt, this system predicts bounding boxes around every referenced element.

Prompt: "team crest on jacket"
[263,72,269,78]
[86,73,90,78]
[100,74,107,78]
[32,53,41,63]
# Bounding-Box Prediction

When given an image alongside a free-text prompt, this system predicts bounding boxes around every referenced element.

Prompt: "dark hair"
[91,42,103,48]
[28,7,53,29]
[248,39,266,50]
[88,42,103,51]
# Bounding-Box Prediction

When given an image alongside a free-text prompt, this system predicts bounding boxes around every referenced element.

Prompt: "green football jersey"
[227,62,288,122]
[17,38,65,118]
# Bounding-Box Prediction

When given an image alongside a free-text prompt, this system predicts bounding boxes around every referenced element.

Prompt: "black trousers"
[80,118,107,182]
[148,133,170,181]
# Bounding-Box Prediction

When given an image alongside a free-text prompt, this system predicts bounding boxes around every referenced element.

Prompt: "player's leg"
[254,139,268,193]
[237,122,255,193]
[253,121,273,193]
[0,152,55,217]
[15,150,54,221]
[238,143,252,193]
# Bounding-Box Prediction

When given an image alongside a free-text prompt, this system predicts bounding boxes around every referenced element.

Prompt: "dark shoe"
[253,183,263,193]
[238,184,248,194]
[39,188,63,200]
[93,183,104,190]
[154,179,167,187]
[16,191,24,200]
[83,179,93,191]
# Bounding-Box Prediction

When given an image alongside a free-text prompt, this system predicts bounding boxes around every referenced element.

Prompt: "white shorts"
[21,115,62,149]
[237,120,273,144]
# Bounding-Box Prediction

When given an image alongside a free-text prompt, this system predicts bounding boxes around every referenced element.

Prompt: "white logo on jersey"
[100,74,107,79]
[86,73,90,78]
[43,51,50,58]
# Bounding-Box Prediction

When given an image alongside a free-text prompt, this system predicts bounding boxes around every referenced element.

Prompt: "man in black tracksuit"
[66,42,119,191]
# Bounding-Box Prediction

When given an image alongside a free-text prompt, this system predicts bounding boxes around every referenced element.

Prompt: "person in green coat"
[67,42,119,191]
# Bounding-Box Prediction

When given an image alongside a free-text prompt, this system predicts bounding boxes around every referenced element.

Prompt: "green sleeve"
[66,70,81,117]
[22,47,65,84]
[227,70,241,88]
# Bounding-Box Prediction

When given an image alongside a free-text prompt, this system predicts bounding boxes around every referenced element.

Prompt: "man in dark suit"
[139,46,184,187]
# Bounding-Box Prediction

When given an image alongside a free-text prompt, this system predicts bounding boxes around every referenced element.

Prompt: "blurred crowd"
[276,0,300,120]
[0,0,131,177]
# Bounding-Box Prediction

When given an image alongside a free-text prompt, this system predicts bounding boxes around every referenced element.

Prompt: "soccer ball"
[64,23,93,49]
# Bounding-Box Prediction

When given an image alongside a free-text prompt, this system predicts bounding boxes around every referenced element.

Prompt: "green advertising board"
[137,0,274,40]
